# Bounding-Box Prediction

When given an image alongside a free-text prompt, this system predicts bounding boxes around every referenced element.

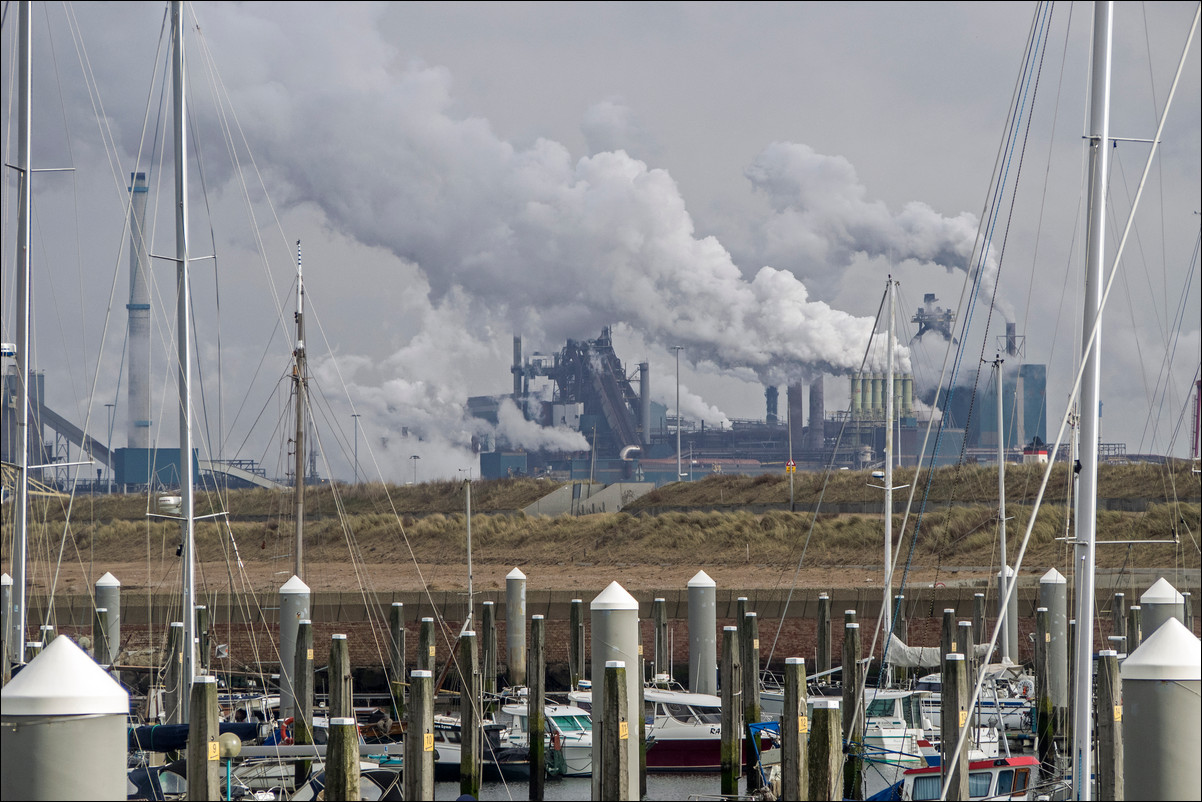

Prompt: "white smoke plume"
[495,399,592,452]
[743,142,1001,313]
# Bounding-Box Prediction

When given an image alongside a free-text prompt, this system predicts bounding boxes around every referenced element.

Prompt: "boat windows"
[967,771,993,797]
[662,702,695,723]
[866,697,898,718]
[692,706,722,724]
[551,715,589,732]
[911,775,941,800]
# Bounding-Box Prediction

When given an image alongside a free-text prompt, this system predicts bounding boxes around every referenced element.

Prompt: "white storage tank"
[1121,617,1200,801]
[1,636,129,799]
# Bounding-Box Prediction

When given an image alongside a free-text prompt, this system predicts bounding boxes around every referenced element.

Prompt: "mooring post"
[652,597,668,681]
[600,660,631,800]
[405,669,435,801]
[1183,591,1193,632]
[972,592,985,645]
[639,633,648,799]
[418,617,435,674]
[688,570,718,695]
[590,583,640,800]
[293,619,315,789]
[808,698,841,800]
[529,617,546,801]
[164,621,184,724]
[195,605,210,674]
[330,633,353,720]
[1127,605,1142,651]
[742,611,762,792]
[327,716,362,801]
[781,657,809,801]
[460,630,482,800]
[720,625,742,797]
[389,602,406,720]
[1112,592,1126,644]
[941,608,956,658]
[483,601,498,695]
[1,573,11,682]
[568,598,583,690]
[279,575,311,721]
[95,572,121,671]
[892,593,908,684]
[1094,649,1123,800]
[1034,607,1055,774]
[958,620,974,683]
[186,675,219,801]
[92,607,110,666]
[941,653,968,800]
[842,618,863,800]
[816,593,831,676]
[506,568,528,687]
[1039,568,1068,736]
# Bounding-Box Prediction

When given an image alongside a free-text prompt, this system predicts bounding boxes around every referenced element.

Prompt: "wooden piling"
[483,601,498,695]
[529,617,546,801]
[972,593,985,645]
[941,608,956,658]
[652,597,668,681]
[330,633,353,720]
[958,620,974,683]
[781,657,809,801]
[92,607,110,666]
[568,598,584,690]
[186,675,219,801]
[1112,593,1126,644]
[196,604,210,673]
[164,621,184,724]
[842,619,862,800]
[601,660,631,801]
[460,630,482,800]
[808,698,841,800]
[326,717,362,801]
[816,593,831,675]
[742,611,762,793]
[417,616,435,675]
[720,625,742,797]
[940,653,968,800]
[1034,607,1055,774]
[405,669,435,802]
[389,602,406,720]
[1127,605,1142,651]
[1094,650,1123,800]
[293,619,315,789]
[892,594,908,684]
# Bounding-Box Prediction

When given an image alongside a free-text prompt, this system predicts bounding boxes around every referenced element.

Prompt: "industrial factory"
[466,324,1054,484]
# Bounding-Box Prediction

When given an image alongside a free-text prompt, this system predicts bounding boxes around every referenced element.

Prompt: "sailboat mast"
[172,0,198,706]
[11,0,32,663]
[294,241,306,580]
[1073,3,1111,799]
[883,276,895,634]
[996,355,1009,662]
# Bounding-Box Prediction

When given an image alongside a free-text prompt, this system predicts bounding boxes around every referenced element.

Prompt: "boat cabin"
[902,755,1038,800]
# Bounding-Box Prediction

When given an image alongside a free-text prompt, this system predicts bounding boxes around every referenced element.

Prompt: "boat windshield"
[865,697,898,719]
[550,715,590,732]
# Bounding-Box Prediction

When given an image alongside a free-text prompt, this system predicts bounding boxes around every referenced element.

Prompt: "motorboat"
[901,754,1040,800]
[495,698,595,777]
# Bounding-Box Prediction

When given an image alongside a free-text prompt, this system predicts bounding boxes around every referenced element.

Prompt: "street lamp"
[352,413,361,483]
[672,345,684,481]
[104,403,115,493]
[410,454,421,485]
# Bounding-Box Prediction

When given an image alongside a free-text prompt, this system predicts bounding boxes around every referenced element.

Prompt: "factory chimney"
[511,335,523,401]
[765,386,779,426]
[127,172,151,450]
[639,361,651,447]
[787,384,804,450]
[807,376,825,451]
[1006,322,1018,357]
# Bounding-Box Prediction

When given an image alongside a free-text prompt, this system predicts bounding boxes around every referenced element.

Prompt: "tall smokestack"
[127,172,150,450]
[639,361,651,447]
[512,335,522,401]
[807,375,825,451]
[765,386,779,425]
[787,384,804,450]
[1006,322,1017,357]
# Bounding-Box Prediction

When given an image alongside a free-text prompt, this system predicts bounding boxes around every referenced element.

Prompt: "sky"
[2,1,1199,484]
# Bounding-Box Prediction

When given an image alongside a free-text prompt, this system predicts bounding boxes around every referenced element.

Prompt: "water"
[435,773,744,800]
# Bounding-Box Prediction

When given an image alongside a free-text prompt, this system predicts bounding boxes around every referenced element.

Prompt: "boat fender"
[550,730,561,751]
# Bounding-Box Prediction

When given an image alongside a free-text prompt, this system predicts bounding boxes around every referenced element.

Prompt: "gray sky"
[3,1,1199,483]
